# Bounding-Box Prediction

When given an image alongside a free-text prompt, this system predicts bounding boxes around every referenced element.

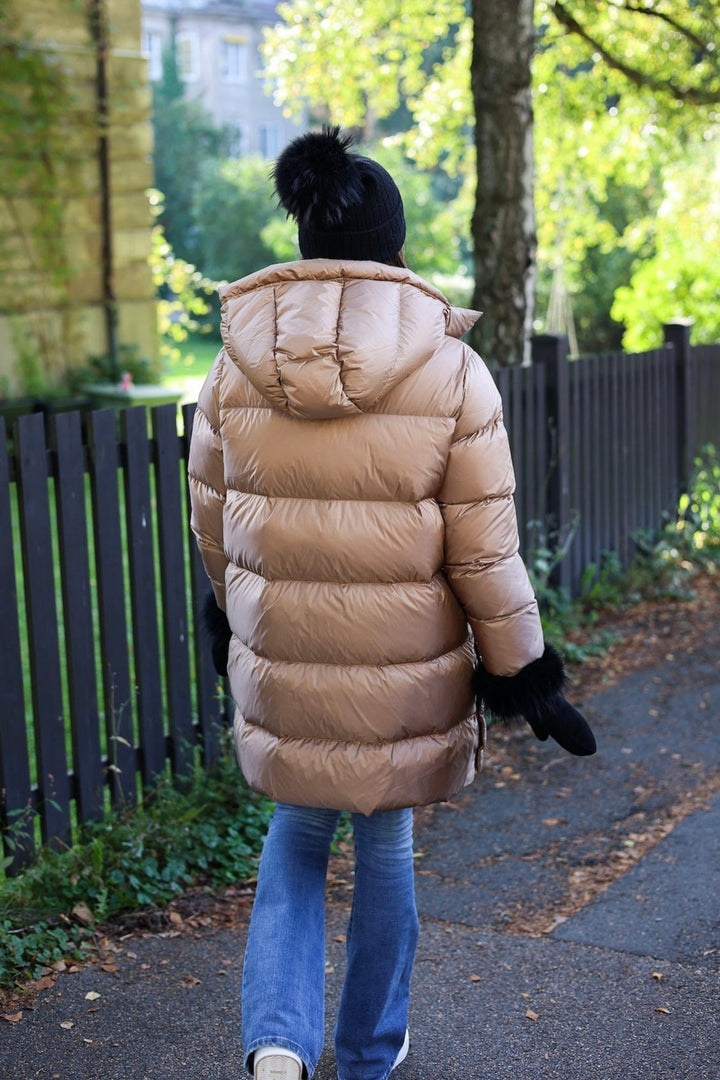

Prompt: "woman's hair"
[384,250,408,269]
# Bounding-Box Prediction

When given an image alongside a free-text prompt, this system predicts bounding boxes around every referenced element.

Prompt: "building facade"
[0,0,157,396]
[141,0,301,158]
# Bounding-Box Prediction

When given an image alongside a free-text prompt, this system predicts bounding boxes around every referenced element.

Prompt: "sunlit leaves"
[611,149,720,348]
[262,0,467,136]
[260,0,720,351]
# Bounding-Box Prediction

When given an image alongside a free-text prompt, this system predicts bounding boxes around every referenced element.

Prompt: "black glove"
[474,643,597,757]
[526,692,596,756]
[201,590,232,677]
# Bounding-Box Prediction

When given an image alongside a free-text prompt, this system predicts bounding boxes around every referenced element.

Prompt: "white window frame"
[221,39,248,84]
[225,122,247,158]
[260,124,280,160]
[142,30,164,82]
[176,31,200,82]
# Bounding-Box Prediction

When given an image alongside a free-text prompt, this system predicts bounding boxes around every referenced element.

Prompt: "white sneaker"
[390,1030,410,1074]
[254,1050,303,1080]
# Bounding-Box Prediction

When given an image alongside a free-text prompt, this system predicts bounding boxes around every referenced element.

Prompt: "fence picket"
[15,413,70,846]
[182,403,227,766]
[54,411,104,824]
[0,417,34,869]
[87,409,136,807]
[579,361,593,574]
[123,407,166,786]
[153,404,195,778]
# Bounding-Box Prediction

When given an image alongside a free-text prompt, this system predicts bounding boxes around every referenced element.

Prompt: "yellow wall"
[0,0,157,396]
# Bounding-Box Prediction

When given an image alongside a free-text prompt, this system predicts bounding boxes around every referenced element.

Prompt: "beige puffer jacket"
[188,259,544,814]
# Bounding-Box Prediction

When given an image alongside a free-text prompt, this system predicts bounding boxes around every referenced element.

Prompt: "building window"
[221,39,248,83]
[142,31,163,82]
[225,123,247,157]
[260,124,280,159]
[176,32,200,82]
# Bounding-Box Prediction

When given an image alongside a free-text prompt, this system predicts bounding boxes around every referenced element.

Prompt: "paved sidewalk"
[2,639,719,1079]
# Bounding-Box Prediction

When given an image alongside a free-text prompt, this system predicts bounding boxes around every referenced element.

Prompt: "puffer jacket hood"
[219,259,481,419]
[189,259,544,815]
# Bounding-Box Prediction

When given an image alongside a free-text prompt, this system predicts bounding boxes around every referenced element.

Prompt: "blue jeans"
[242,803,419,1080]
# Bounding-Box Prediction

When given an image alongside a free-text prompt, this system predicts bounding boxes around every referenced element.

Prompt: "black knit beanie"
[272,126,406,262]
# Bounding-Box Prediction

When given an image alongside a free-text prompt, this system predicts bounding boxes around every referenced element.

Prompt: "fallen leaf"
[469,974,481,982]
[2,1012,22,1024]
[100,964,118,973]
[541,819,561,827]
[181,975,202,988]
[34,975,55,992]
[72,902,94,925]
[84,991,101,1001]
[60,1021,74,1030]
[526,1009,540,1022]
[169,911,183,925]
[651,972,663,981]
[656,1007,670,1015]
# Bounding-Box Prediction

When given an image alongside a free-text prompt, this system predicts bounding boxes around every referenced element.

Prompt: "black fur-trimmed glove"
[201,590,232,677]
[474,643,596,757]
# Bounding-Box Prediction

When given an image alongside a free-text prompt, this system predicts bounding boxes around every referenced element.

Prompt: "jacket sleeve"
[187,350,228,609]
[438,348,544,676]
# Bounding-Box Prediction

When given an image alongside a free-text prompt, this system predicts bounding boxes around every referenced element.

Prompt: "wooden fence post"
[663,320,694,492]
[531,333,572,592]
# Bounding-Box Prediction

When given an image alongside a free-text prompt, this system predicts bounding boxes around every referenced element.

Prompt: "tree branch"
[551,1,720,105]
[613,1,709,55]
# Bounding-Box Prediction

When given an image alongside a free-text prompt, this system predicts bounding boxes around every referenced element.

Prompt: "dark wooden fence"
[1,325,718,870]
[0,403,229,873]
[502,323,719,593]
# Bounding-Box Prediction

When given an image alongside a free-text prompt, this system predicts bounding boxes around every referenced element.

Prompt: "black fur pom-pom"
[272,125,366,228]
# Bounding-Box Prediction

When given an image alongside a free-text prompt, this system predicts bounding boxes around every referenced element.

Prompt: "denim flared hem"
[244,1036,312,1078]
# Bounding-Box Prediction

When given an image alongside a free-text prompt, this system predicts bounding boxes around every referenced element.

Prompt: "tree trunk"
[470,0,536,367]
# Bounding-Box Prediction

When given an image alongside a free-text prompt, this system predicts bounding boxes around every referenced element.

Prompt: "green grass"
[164,334,221,383]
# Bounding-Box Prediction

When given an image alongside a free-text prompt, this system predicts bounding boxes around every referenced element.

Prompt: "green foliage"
[527,445,720,657]
[261,0,720,355]
[669,445,720,564]
[526,524,584,651]
[0,5,80,390]
[365,144,472,279]
[148,192,218,370]
[262,0,467,138]
[0,737,274,986]
[610,153,720,350]
[151,40,230,259]
[189,157,284,281]
[82,344,163,388]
